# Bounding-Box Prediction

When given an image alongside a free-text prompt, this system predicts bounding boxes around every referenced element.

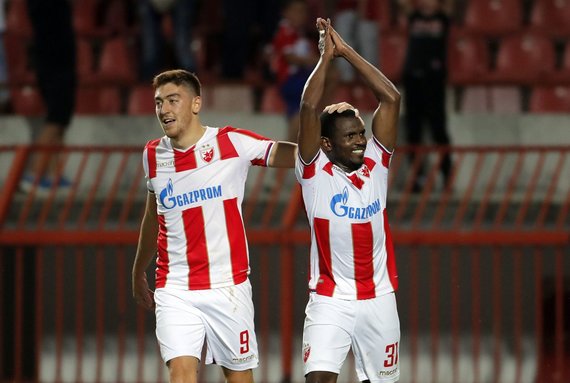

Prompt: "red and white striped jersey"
[295,137,398,300]
[143,126,275,291]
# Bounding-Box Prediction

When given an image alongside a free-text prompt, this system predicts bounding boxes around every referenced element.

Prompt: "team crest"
[359,165,370,178]
[200,144,214,162]
[303,343,311,363]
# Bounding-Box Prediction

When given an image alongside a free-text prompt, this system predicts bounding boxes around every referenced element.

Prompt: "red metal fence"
[1,144,568,382]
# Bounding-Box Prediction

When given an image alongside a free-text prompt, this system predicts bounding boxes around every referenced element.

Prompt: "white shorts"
[302,292,400,383]
[154,279,258,370]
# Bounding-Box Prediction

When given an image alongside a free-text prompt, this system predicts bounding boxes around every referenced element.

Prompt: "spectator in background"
[20,0,77,192]
[333,0,380,85]
[270,0,319,141]
[138,0,197,81]
[400,0,453,192]
[0,0,9,113]
[221,0,282,81]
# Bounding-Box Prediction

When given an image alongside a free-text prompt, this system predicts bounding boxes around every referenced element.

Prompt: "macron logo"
[159,179,222,209]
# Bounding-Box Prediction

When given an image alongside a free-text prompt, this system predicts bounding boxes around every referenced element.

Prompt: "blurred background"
[0,0,568,382]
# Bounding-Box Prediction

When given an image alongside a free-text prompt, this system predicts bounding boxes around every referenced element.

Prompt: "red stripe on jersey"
[383,209,399,290]
[220,126,271,141]
[217,129,239,160]
[223,198,249,285]
[363,157,376,172]
[174,147,198,172]
[314,217,335,296]
[348,173,364,189]
[146,139,160,179]
[251,141,274,166]
[323,162,334,176]
[351,222,376,299]
[372,138,392,169]
[182,207,211,289]
[302,160,317,179]
[155,214,169,288]
[382,151,391,169]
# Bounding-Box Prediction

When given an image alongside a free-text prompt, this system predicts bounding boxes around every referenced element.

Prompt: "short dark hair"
[320,109,358,138]
[152,69,201,97]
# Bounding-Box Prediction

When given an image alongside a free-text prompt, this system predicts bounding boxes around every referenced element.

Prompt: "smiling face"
[322,116,367,173]
[154,82,201,140]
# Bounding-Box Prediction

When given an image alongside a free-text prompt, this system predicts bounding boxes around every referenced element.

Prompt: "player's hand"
[132,272,155,310]
[329,25,349,57]
[324,102,360,116]
[316,17,334,60]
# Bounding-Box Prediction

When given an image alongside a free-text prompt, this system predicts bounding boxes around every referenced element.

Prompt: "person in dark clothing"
[401,0,453,192]
[20,0,77,192]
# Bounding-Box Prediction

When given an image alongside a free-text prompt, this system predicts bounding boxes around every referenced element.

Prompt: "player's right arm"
[298,18,335,163]
[132,191,159,310]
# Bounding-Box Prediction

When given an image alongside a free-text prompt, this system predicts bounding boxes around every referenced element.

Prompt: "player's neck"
[171,120,206,150]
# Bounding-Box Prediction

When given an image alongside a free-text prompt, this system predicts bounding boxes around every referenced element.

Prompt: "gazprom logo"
[159,178,222,209]
[330,186,382,219]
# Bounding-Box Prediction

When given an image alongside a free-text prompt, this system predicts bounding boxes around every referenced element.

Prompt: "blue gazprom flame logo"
[159,179,176,209]
[330,187,350,217]
[158,178,223,209]
[329,186,382,219]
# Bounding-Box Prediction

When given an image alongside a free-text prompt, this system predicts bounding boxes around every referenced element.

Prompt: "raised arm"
[298,18,335,163]
[329,26,400,151]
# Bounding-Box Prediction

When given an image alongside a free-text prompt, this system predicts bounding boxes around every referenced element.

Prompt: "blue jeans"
[138,0,197,80]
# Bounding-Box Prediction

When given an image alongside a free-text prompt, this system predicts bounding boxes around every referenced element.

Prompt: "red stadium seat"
[96,37,137,85]
[259,85,286,114]
[5,0,32,37]
[75,87,122,115]
[379,30,407,83]
[489,32,556,85]
[73,0,105,38]
[76,39,97,85]
[10,86,45,116]
[463,0,522,36]
[127,85,156,115]
[3,34,35,85]
[530,0,570,37]
[448,30,490,85]
[529,86,570,113]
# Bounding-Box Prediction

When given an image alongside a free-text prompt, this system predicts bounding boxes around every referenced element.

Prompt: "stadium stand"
[2,0,569,115]
[448,30,491,85]
[463,0,523,36]
[530,0,570,37]
[489,31,556,85]
[75,86,122,115]
[529,85,570,112]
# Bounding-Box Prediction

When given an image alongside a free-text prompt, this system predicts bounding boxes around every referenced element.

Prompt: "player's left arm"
[329,26,400,151]
[267,141,298,168]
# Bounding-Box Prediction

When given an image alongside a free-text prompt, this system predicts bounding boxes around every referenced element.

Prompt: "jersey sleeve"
[295,150,322,186]
[225,127,275,167]
[369,136,393,171]
[142,144,154,193]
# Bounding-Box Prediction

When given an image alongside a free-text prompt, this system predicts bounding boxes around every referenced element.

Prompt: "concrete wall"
[1,113,569,199]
